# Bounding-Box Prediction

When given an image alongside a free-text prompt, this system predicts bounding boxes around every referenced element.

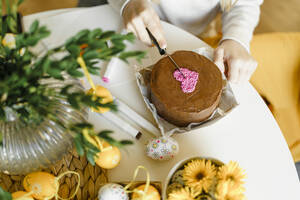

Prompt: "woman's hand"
[122,0,167,48]
[214,39,257,84]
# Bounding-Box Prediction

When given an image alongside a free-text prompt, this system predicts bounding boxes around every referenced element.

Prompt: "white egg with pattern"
[146,136,179,161]
[98,183,128,200]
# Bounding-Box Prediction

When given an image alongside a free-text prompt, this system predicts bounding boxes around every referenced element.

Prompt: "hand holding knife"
[146,28,185,78]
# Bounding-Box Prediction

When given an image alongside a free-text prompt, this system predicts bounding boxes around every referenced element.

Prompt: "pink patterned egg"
[146,136,179,161]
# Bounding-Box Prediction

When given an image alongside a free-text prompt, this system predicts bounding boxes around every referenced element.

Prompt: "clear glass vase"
[0,78,87,175]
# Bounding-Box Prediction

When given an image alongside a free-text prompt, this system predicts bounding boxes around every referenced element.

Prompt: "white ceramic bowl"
[163,156,224,200]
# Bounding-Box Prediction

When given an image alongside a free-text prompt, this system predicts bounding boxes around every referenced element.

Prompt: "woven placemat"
[0,149,108,200]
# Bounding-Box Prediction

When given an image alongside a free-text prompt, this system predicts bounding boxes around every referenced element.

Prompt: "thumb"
[213,48,225,73]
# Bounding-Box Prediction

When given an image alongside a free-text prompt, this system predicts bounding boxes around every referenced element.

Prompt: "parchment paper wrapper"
[135,47,238,136]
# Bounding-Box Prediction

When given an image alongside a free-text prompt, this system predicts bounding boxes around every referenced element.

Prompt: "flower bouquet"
[164,157,246,200]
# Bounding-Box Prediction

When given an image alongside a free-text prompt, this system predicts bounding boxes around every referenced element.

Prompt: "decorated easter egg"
[87,85,113,113]
[23,172,57,200]
[95,140,121,169]
[171,170,184,185]
[131,184,160,200]
[146,136,179,160]
[12,191,34,200]
[98,183,128,200]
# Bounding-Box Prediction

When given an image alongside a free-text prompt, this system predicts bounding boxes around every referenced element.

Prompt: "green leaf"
[0,186,12,200]
[29,20,39,34]
[100,31,115,40]
[0,107,5,121]
[98,130,113,137]
[67,69,83,77]
[5,0,11,16]
[6,15,17,34]
[88,28,102,39]
[25,36,41,46]
[0,131,3,146]
[17,0,25,6]
[11,0,19,18]
[119,51,146,63]
[42,58,51,73]
[86,151,96,166]
[0,1,2,35]
[47,67,63,79]
[120,140,134,145]
[83,50,98,60]
[66,44,80,56]
[124,32,136,42]
[89,40,106,49]
[74,29,89,42]
[67,97,79,110]
[74,136,84,156]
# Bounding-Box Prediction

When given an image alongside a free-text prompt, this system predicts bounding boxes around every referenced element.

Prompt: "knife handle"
[146,28,166,55]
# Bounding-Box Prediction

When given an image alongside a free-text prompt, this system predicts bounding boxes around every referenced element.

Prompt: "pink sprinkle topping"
[173,68,199,93]
[102,76,109,83]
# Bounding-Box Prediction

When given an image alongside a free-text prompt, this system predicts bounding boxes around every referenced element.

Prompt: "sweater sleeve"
[107,0,131,15]
[221,0,263,52]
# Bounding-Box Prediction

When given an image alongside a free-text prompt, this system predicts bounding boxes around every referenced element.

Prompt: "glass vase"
[0,78,87,175]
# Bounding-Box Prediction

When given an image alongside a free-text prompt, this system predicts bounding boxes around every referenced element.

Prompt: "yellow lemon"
[95,140,121,169]
[87,85,113,113]
[131,184,161,200]
[23,172,58,200]
[12,191,34,200]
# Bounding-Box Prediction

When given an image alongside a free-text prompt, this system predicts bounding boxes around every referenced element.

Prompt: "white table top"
[24,5,300,199]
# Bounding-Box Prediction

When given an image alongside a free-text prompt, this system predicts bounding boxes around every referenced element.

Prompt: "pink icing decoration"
[173,68,199,93]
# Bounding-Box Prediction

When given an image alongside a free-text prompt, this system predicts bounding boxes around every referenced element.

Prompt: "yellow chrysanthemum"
[218,161,246,186]
[183,159,216,193]
[197,194,213,200]
[216,192,245,200]
[168,187,199,200]
[215,180,245,199]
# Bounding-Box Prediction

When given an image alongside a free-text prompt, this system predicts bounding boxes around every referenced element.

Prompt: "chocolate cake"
[150,50,223,127]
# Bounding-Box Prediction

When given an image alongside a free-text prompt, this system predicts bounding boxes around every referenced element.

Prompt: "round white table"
[24,5,300,199]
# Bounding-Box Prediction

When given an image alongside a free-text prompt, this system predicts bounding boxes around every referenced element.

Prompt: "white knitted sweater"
[108,0,263,51]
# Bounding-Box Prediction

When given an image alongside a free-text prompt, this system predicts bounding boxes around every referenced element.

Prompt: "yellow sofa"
[202,32,300,161]
[250,32,300,162]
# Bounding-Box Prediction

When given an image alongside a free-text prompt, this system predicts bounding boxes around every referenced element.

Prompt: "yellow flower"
[168,187,199,200]
[216,180,245,199]
[218,161,246,186]
[216,192,245,200]
[183,159,216,193]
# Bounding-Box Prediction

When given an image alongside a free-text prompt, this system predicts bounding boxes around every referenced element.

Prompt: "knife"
[146,28,185,77]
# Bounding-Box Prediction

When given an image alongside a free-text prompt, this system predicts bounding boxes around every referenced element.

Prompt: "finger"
[238,68,248,84]
[244,61,257,82]
[143,15,167,49]
[147,23,167,49]
[213,48,225,73]
[131,17,152,46]
[126,23,138,38]
[227,59,240,83]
